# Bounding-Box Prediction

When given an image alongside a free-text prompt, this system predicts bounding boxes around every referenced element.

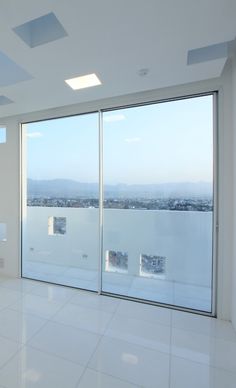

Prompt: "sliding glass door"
[22,113,99,291]
[102,95,214,312]
[22,93,215,313]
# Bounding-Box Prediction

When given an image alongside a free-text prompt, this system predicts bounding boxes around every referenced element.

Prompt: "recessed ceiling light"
[65,73,101,90]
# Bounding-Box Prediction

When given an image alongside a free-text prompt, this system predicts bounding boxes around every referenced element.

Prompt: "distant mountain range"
[27,179,212,198]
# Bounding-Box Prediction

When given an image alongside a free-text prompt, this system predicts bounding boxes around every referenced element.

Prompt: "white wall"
[0,77,234,320]
[231,54,236,330]
[0,117,20,276]
[216,60,234,321]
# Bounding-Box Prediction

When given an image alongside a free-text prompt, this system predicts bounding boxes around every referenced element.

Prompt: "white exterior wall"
[23,207,212,287]
[0,76,234,320]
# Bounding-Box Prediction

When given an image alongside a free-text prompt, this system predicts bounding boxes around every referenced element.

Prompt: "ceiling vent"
[13,12,68,48]
[0,51,32,86]
[187,41,230,65]
[0,96,13,105]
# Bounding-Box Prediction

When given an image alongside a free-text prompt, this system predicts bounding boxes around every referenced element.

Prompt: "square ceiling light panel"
[65,74,102,90]
[13,12,68,48]
[187,41,229,65]
[0,51,32,87]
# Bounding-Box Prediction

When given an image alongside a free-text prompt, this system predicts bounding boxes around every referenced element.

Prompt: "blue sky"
[25,95,213,185]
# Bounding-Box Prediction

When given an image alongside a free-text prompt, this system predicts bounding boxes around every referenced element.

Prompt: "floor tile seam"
[48,306,113,335]
[96,291,124,303]
[0,293,25,309]
[34,294,75,321]
[25,343,88,368]
[0,342,25,372]
[68,299,119,314]
[113,310,172,328]
[50,311,116,332]
[99,330,173,358]
[74,365,89,387]
[170,325,236,343]
[64,299,118,316]
[77,365,143,388]
[5,306,55,323]
[21,314,57,347]
[82,309,116,370]
[84,363,146,388]
[101,294,122,311]
[103,313,116,335]
[169,353,236,374]
[28,295,77,304]
[6,305,61,321]
[104,310,172,338]
[0,299,23,311]
[0,308,56,348]
[38,316,104,338]
[4,293,67,315]
[23,285,52,295]
[20,278,42,292]
[101,306,117,331]
[0,284,26,295]
[75,327,109,387]
[105,299,121,314]
[113,299,122,313]
[23,290,72,306]
[0,332,26,347]
[102,330,171,354]
[103,327,236,354]
[0,283,37,293]
[0,305,18,315]
[55,289,80,305]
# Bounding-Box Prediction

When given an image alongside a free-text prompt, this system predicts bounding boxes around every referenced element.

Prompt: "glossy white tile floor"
[0,276,235,388]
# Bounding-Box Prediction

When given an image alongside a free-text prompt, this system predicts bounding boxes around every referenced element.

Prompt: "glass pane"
[102,96,213,312]
[0,127,6,143]
[22,113,99,291]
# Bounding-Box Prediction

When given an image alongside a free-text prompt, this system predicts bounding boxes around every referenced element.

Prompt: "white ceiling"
[0,0,235,117]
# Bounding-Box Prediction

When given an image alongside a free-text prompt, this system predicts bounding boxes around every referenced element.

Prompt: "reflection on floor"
[0,275,235,388]
[23,261,212,312]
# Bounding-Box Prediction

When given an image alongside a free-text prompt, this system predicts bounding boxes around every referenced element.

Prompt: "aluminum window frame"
[20,90,218,317]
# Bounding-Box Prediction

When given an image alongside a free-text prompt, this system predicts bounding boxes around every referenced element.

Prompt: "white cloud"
[125,137,141,143]
[27,132,43,138]
[103,114,125,123]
